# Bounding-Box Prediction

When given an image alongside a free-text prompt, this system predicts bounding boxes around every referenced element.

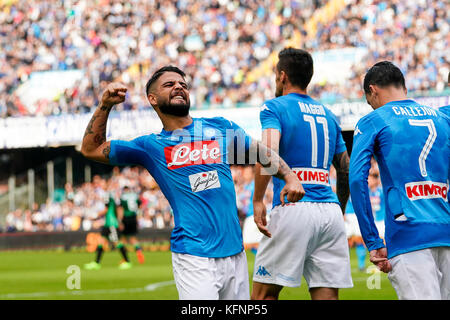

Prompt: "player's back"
[369,100,448,221]
[261,93,347,206]
[351,99,450,257]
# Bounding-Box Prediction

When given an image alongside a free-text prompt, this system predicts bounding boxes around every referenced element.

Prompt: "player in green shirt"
[84,190,132,270]
[118,185,145,264]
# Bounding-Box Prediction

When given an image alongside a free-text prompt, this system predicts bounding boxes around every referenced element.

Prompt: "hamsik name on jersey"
[109,117,252,258]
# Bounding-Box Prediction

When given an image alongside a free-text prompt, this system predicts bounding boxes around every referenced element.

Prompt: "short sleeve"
[109,136,151,168]
[260,103,282,133]
[223,118,252,153]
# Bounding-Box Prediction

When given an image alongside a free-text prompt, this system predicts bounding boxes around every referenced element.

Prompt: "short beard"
[158,101,190,117]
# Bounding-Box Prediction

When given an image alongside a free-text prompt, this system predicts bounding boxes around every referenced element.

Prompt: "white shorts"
[387,246,450,300]
[344,213,361,238]
[243,215,264,245]
[253,202,353,289]
[172,251,250,300]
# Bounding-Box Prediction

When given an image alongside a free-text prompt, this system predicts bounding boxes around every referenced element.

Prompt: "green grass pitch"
[0,248,397,300]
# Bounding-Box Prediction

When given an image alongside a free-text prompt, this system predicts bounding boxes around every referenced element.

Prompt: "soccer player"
[349,61,450,300]
[84,185,132,270]
[251,48,353,300]
[117,185,145,264]
[80,65,305,300]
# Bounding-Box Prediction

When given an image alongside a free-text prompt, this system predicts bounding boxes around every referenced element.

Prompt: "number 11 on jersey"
[303,115,329,169]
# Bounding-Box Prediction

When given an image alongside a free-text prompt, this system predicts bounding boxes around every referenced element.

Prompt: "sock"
[355,243,366,270]
[250,247,257,255]
[95,244,104,264]
[117,243,129,262]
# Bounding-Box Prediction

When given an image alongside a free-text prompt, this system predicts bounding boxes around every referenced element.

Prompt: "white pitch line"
[0,280,175,299]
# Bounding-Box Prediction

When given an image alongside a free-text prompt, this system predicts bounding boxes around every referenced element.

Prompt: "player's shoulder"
[199,116,235,128]
[260,96,284,112]
[134,133,157,144]
[354,110,380,133]
[438,105,450,118]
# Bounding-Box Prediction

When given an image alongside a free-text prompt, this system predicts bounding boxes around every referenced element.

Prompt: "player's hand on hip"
[253,200,271,238]
[369,248,392,273]
[101,82,127,108]
[280,173,305,206]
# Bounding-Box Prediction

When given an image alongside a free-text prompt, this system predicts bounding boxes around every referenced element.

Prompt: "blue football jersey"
[439,105,450,118]
[109,117,252,258]
[350,99,450,259]
[260,93,347,207]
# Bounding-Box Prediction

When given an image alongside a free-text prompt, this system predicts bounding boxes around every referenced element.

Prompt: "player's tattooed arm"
[81,83,127,163]
[254,141,291,180]
[252,140,305,205]
[332,151,350,214]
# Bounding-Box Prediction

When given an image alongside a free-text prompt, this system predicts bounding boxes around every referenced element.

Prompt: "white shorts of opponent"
[172,251,250,300]
[387,246,450,300]
[253,202,353,289]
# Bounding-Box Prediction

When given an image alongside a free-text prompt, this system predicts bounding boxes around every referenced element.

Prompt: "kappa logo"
[255,266,271,277]
[354,125,362,136]
[260,104,269,112]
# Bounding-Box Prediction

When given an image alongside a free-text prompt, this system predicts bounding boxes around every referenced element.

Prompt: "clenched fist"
[101,82,127,109]
[279,172,305,206]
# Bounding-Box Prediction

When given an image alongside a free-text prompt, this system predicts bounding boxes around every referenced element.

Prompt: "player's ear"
[369,84,377,96]
[280,71,287,84]
[147,93,157,107]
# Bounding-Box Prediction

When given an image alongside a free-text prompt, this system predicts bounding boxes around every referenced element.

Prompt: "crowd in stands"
[1,0,448,118]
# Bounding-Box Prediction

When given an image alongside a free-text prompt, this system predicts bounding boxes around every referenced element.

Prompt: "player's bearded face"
[157,77,191,116]
[158,93,191,117]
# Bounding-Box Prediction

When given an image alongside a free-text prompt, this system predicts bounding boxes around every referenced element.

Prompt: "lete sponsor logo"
[164,140,222,169]
[189,170,221,192]
[405,181,448,201]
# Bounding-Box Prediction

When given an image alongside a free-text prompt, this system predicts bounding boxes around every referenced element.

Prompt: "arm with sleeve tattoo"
[244,128,305,237]
[332,151,350,214]
[81,83,127,164]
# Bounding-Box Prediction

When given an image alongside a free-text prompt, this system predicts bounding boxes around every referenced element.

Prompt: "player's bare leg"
[251,282,283,300]
[309,287,339,300]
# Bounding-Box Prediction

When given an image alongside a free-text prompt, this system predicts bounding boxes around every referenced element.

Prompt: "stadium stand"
[1,0,448,118]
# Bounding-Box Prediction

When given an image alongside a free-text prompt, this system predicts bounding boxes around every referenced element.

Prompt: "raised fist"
[101,82,127,108]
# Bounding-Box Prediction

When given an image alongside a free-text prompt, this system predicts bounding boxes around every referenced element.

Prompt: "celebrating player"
[80,65,304,300]
[251,48,353,300]
[349,61,450,300]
